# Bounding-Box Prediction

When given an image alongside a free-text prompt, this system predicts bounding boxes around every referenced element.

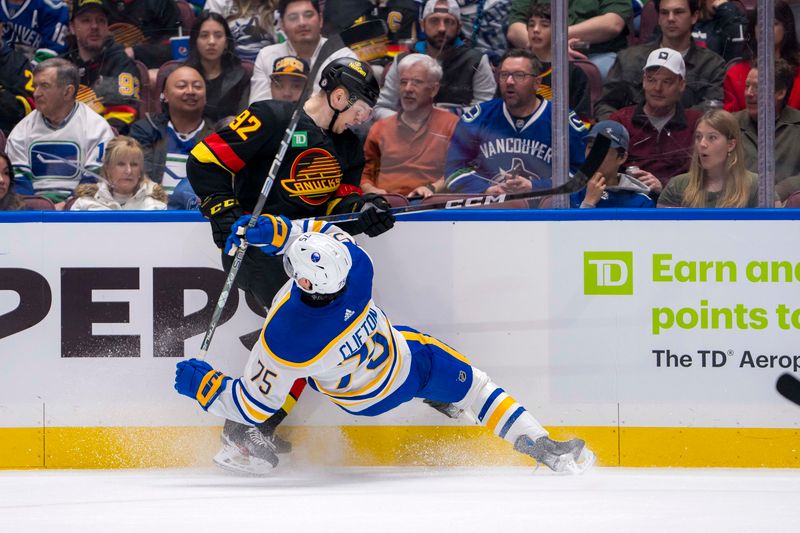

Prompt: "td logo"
[584,251,633,295]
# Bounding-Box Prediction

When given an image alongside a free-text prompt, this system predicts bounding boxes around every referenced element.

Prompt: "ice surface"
[1,466,799,532]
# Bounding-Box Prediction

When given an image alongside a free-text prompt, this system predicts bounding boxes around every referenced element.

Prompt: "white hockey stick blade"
[562,447,596,475]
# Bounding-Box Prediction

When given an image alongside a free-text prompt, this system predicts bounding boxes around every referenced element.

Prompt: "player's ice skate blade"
[514,435,595,474]
[212,427,279,476]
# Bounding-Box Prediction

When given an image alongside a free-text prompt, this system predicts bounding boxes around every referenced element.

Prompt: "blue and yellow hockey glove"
[224,214,291,256]
[175,358,229,411]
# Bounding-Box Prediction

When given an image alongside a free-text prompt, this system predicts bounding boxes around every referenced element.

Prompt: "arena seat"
[175,0,196,33]
[22,195,56,210]
[0,128,6,153]
[134,60,153,115]
[382,193,410,208]
[638,1,658,45]
[783,191,800,208]
[571,59,603,117]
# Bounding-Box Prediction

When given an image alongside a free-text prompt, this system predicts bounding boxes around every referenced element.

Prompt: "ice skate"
[212,426,280,476]
[514,435,595,474]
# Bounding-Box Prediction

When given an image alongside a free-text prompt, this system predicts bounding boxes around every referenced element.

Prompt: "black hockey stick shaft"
[776,373,800,407]
[197,39,341,359]
[314,132,611,224]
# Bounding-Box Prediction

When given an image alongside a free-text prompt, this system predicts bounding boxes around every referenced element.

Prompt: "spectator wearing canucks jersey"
[6,58,114,205]
[0,0,69,61]
[61,0,140,134]
[130,66,214,199]
[0,22,35,135]
[445,49,587,195]
[103,0,181,69]
[374,0,496,120]
[175,218,596,475]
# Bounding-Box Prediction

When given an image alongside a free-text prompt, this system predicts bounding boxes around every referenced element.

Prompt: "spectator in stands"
[691,0,748,63]
[734,59,800,204]
[130,66,214,197]
[204,0,279,61]
[454,0,512,62]
[362,54,458,198]
[609,48,702,195]
[61,0,140,134]
[507,0,631,80]
[6,58,114,206]
[595,0,726,121]
[0,151,26,211]
[374,0,496,120]
[269,55,309,103]
[0,20,35,135]
[69,135,167,210]
[658,108,757,207]
[184,11,250,122]
[570,120,654,208]
[103,0,181,68]
[445,49,587,195]
[0,0,69,61]
[249,0,354,103]
[723,0,800,113]
[526,4,591,123]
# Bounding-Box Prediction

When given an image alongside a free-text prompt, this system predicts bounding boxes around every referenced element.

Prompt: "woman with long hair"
[658,109,758,208]
[184,11,251,121]
[724,0,800,111]
[70,136,167,211]
[0,151,26,211]
[203,0,279,61]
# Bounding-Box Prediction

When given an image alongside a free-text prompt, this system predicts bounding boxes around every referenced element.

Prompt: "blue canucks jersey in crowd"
[445,97,587,194]
[0,0,69,57]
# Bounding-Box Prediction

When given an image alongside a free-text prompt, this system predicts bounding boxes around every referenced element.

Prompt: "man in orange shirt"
[361,53,458,198]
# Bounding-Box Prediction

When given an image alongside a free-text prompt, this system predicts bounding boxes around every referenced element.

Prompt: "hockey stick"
[313,132,611,224]
[776,373,800,407]
[196,38,344,360]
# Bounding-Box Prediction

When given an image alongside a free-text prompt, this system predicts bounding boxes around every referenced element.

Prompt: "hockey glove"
[175,358,230,411]
[200,194,244,249]
[353,194,395,237]
[225,214,291,256]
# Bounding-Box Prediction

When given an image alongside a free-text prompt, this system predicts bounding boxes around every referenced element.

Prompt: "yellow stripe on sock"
[486,396,515,433]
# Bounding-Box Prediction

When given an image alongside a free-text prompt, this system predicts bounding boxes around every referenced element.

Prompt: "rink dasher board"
[0,209,799,469]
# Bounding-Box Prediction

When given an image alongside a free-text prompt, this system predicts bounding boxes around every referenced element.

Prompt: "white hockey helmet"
[283,232,352,294]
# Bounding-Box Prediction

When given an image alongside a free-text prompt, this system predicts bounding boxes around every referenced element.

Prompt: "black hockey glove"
[200,193,244,249]
[352,194,395,237]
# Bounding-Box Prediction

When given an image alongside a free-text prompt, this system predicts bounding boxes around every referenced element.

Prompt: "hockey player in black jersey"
[186,57,395,474]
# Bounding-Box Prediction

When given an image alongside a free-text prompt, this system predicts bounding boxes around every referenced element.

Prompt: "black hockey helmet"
[319,57,380,108]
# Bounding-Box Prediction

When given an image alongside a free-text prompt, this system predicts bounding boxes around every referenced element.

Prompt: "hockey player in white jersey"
[175,216,595,475]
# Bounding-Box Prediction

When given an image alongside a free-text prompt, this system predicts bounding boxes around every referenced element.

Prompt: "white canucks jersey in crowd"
[444,97,587,193]
[207,220,413,424]
[6,102,115,200]
[0,0,69,57]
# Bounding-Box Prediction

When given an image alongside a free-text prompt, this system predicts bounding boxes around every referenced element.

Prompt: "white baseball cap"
[643,48,686,78]
[422,0,461,20]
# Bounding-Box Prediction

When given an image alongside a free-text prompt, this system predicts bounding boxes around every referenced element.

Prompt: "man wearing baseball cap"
[595,0,725,120]
[269,55,310,103]
[608,47,702,194]
[570,120,654,208]
[60,0,141,134]
[373,0,496,120]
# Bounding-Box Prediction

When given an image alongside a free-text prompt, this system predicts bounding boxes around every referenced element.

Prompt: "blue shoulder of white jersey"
[261,240,374,368]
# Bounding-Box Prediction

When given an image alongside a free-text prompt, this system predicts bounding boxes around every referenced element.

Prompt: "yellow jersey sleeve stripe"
[235,385,270,423]
[270,215,289,248]
[16,95,32,115]
[486,396,516,433]
[190,142,234,176]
